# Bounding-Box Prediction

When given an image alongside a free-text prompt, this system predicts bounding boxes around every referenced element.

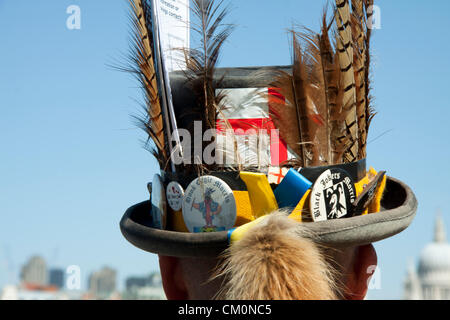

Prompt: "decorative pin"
[166,181,185,211]
[310,169,356,222]
[182,176,237,233]
[151,174,167,230]
[352,171,386,214]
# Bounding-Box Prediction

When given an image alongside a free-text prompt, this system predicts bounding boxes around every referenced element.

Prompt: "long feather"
[318,12,339,164]
[363,0,376,156]
[335,0,359,163]
[180,0,235,170]
[299,28,331,165]
[269,70,303,162]
[126,0,168,166]
[350,1,367,160]
[271,32,327,167]
[184,0,234,131]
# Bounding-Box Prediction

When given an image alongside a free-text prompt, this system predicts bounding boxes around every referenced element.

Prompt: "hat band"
[164,162,385,234]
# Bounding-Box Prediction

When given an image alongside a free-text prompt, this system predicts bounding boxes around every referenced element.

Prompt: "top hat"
[120,0,418,260]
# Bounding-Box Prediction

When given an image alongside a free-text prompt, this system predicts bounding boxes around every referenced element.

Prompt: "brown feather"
[183,0,234,131]
[179,0,235,171]
[335,0,359,163]
[350,3,367,159]
[271,32,327,167]
[270,72,303,161]
[298,29,331,165]
[363,0,376,152]
[318,12,341,164]
[126,0,168,165]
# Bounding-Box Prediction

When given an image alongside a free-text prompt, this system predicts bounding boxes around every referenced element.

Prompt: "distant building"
[88,267,117,299]
[126,276,151,291]
[20,256,47,286]
[404,214,450,300]
[123,272,165,300]
[49,268,65,289]
[1,285,75,300]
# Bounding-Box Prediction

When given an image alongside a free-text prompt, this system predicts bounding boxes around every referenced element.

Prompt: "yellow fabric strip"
[289,189,311,223]
[233,191,255,227]
[230,215,269,244]
[239,172,278,218]
[355,174,370,215]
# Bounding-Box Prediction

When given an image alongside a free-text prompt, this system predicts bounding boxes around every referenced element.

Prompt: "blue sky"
[0,0,449,299]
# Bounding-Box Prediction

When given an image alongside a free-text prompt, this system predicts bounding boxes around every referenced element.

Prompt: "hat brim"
[120,176,418,257]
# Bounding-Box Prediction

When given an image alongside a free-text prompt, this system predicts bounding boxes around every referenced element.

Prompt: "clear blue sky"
[0,0,449,299]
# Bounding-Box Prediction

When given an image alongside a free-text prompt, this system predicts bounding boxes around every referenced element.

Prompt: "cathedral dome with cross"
[404,214,450,300]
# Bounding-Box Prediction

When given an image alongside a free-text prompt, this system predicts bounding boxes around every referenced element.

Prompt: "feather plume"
[213,213,337,300]
[335,0,359,163]
[299,28,331,166]
[318,12,341,164]
[363,0,376,156]
[125,0,168,166]
[270,32,327,167]
[269,70,303,162]
[179,0,236,170]
[269,1,376,166]
[183,0,234,131]
[350,4,367,160]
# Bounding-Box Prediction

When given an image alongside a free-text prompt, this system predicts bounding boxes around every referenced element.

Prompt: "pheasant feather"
[335,0,359,163]
[183,0,234,131]
[127,0,168,165]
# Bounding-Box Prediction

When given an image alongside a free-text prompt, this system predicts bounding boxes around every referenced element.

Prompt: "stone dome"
[418,243,450,274]
[417,215,450,284]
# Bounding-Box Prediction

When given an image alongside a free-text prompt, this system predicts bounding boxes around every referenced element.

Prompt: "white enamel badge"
[151,174,167,230]
[182,176,237,233]
[310,169,356,222]
[166,181,184,211]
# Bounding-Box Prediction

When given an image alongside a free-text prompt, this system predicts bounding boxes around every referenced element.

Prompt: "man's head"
[158,213,378,300]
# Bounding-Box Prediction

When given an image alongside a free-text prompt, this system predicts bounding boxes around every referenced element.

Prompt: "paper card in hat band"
[151,174,167,230]
[182,176,237,233]
[310,169,356,222]
[166,181,184,211]
[268,166,289,184]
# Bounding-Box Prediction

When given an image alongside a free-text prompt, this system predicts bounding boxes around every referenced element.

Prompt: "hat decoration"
[120,0,417,264]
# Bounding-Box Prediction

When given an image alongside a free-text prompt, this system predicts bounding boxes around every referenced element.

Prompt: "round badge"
[182,176,237,233]
[151,174,167,230]
[310,169,356,222]
[166,181,184,211]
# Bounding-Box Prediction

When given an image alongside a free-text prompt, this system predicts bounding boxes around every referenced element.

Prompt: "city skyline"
[1,253,164,300]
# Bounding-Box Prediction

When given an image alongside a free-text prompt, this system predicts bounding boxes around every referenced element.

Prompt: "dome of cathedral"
[404,214,450,300]
[418,242,450,275]
[417,215,450,284]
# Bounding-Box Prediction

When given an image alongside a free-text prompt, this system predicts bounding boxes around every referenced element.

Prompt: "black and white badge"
[310,169,356,222]
[166,181,184,211]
